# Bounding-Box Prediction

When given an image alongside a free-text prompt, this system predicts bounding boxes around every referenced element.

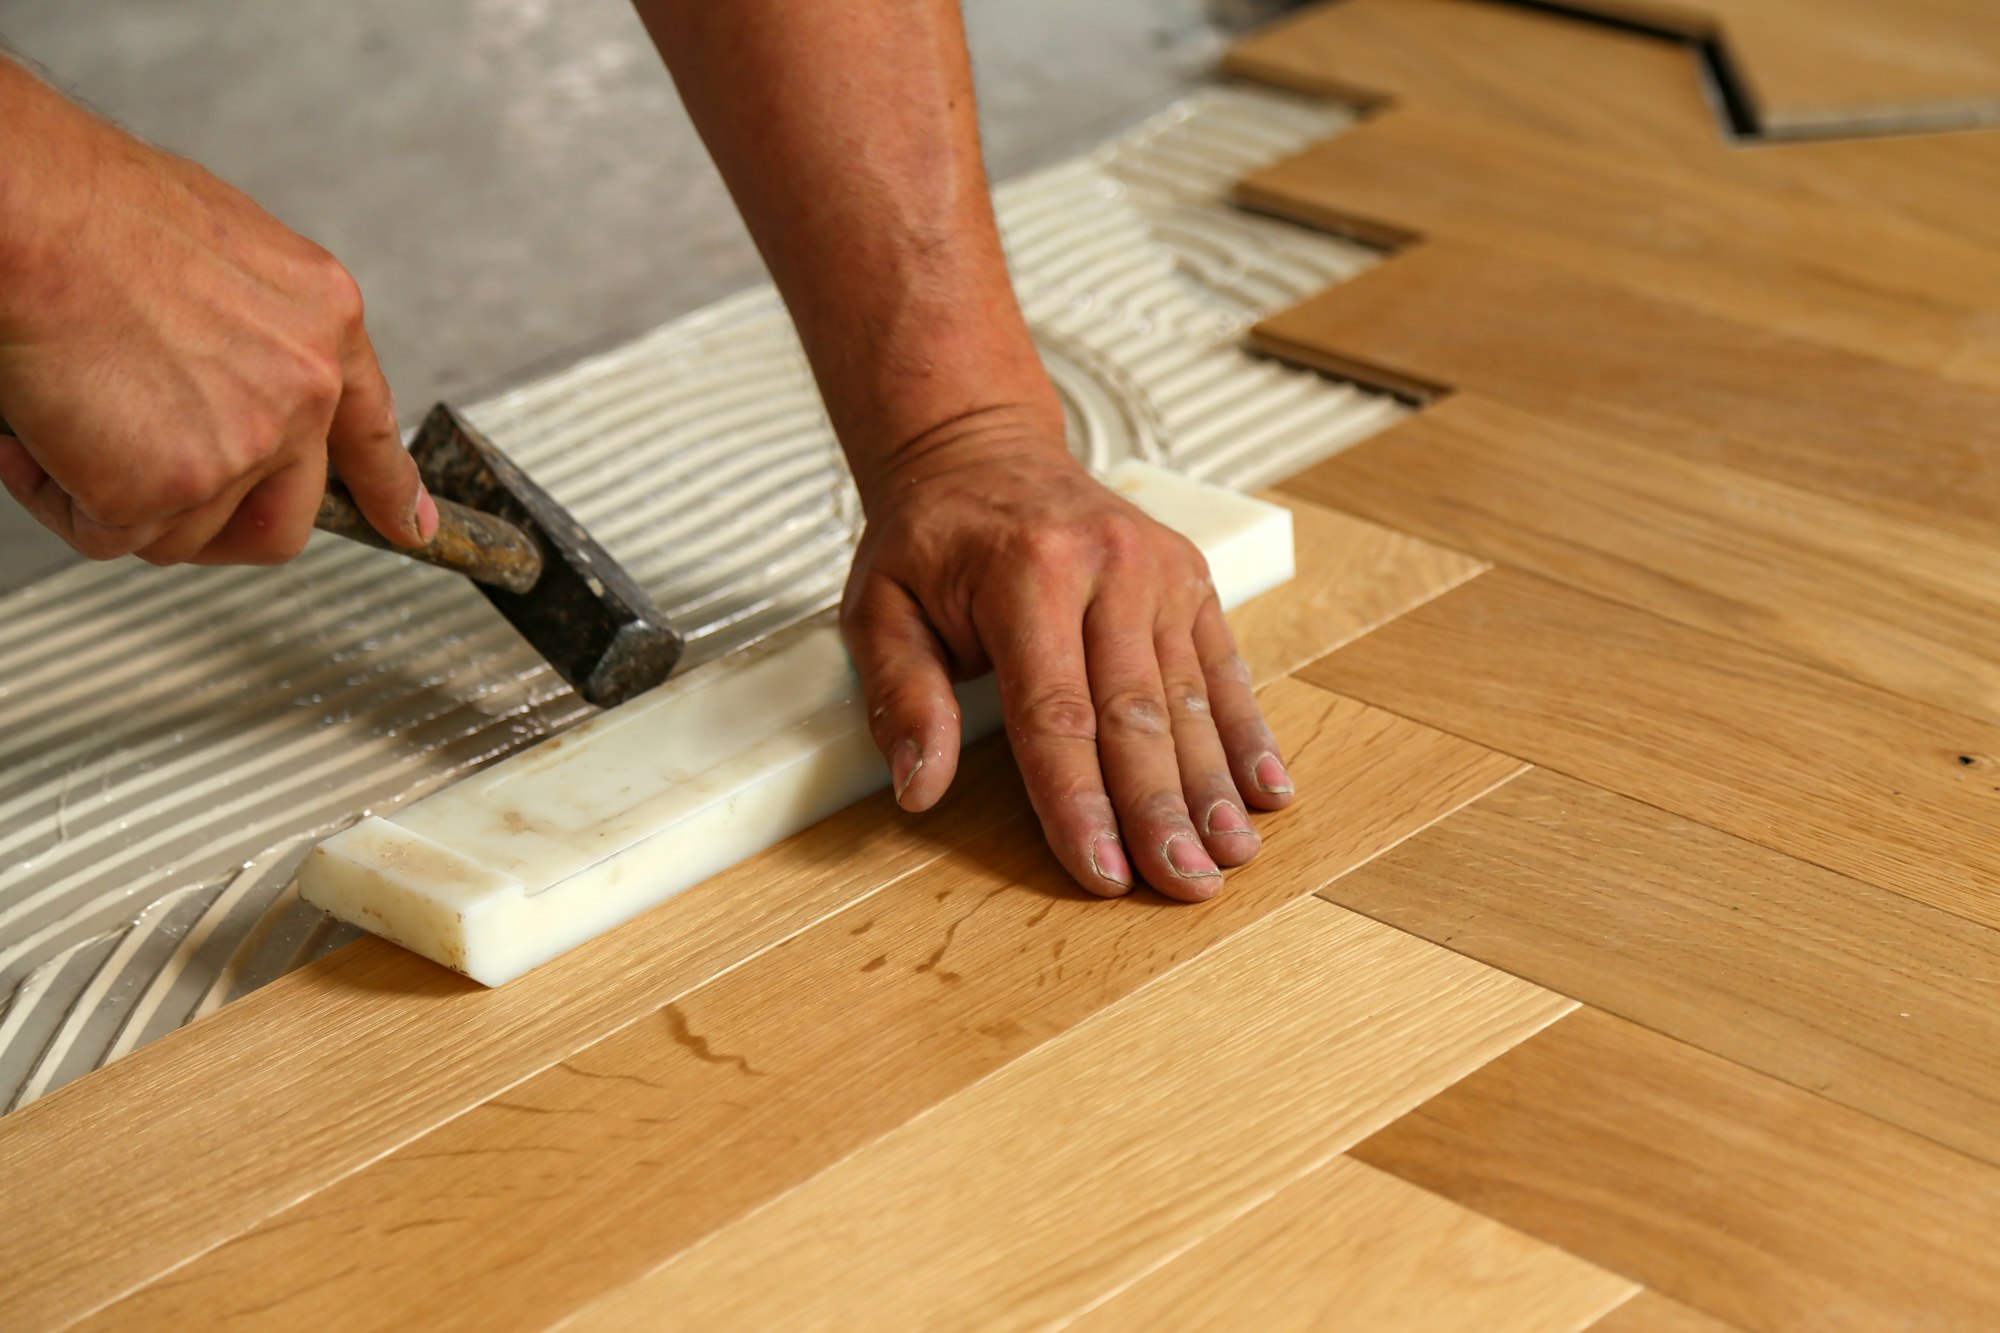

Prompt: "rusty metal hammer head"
[406,404,682,709]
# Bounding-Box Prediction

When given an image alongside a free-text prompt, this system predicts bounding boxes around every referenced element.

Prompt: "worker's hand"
[0,75,434,565]
[842,409,1295,901]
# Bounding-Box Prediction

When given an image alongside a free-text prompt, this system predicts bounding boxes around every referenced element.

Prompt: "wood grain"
[1563,0,2000,134]
[1321,767,2000,1165]
[568,898,1575,1332]
[1237,492,1487,681]
[1253,240,2000,545]
[1069,1155,1636,1332]
[1588,1292,1743,1333]
[0,500,1474,1332]
[1224,0,1719,161]
[1281,396,2000,725]
[1236,105,2000,389]
[1353,1009,2000,1331]
[1225,0,2000,249]
[1300,570,2000,926]
[83,682,1526,1332]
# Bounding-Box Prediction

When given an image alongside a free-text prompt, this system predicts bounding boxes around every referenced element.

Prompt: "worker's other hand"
[0,88,434,565]
[842,407,1295,901]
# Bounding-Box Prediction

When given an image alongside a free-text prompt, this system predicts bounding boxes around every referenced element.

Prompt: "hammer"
[5,403,683,708]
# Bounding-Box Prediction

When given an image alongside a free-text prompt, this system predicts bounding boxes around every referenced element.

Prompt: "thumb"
[841,574,962,812]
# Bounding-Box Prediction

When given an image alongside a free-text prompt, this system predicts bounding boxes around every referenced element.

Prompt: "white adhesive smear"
[0,85,1401,1109]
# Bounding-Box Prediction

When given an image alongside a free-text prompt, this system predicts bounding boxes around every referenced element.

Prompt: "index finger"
[326,326,432,548]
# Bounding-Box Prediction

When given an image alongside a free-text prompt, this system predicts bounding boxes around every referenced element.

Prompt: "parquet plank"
[1069,1155,1636,1332]
[1224,0,1718,161]
[83,681,1525,1332]
[0,494,1472,1332]
[1225,0,2000,249]
[566,898,1575,1332]
[1253,241,2000,544]
[1588,1291,1743,1333]
[1297,570,2000,927]
[1567,0,2000,135]
[1280,396,2000,724]
[1237,105,2000,388]
[1321,767,2000,1165]
[1352,1009,2000,1331]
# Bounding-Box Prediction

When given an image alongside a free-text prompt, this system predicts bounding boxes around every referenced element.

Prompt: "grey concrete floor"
[0,0,1274,593]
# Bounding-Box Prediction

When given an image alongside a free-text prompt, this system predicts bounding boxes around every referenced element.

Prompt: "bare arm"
[638,2,1295,899]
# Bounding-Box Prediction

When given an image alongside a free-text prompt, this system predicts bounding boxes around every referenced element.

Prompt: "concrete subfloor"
[0,0,1283,593]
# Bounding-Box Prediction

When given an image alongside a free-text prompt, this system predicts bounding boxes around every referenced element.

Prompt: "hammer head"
[409,405,683,709]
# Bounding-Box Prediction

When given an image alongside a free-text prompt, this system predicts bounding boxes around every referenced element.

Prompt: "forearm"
[0,57,102,331]
[634,0,1064,509]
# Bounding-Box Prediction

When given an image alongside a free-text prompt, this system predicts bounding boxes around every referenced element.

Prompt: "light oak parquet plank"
[1298,570,2000,927]
[1252,241,2000,545]
[566,898,1576,1332]
[85,681,1527,1332]
[1069,1155,1636,1332]
[1281,396,2000,725]
[1237,104,2000,389]
[1225,0,2000,250]
[1589,1291,1744,1333]
[1565,0,2000,135]
[0,494,1471,1332]
[1224,0,1719,162]
[1352,1009,2000,1331]
[1320,767,2000,1166]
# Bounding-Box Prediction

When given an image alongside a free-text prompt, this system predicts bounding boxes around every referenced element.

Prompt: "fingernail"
[1090,836,1132,890]
[1164,833,1221,883]
[1204,800,1255,837]
[1254,753,1292,795]
[891,738,923,806]
[413,485,440,543]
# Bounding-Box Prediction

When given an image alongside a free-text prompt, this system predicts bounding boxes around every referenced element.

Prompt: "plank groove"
[81,682,1526,1331]
[1299,570,2000,928]
[1319,767,2000,1166]
[1353,1009,2000,1331]
[568,898,1575,1331]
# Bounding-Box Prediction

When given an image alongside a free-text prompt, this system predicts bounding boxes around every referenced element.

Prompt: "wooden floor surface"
[7,1,2000,1328]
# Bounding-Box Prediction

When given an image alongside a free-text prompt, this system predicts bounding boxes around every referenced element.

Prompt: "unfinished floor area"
[6,0,2000,1329]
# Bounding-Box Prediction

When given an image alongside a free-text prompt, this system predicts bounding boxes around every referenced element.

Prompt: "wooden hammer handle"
[0,413,541,593]
[315,477,543,594]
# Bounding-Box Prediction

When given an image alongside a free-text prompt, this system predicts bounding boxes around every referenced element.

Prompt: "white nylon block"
[300,462,1295,985]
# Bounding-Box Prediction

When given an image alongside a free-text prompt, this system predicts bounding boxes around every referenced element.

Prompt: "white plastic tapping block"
[300,462,1295,985]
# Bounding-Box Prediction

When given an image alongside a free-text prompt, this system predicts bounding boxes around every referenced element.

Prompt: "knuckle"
[315,252,366,325]
[1098,687,1171,738]
[1164,677,1210,720]
[1013,686,1098,745]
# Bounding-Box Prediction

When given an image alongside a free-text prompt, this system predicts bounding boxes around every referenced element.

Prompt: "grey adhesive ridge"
[0,84,1402,1109]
